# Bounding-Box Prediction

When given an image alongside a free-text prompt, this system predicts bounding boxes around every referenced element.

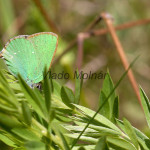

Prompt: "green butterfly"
[0,32,58,87]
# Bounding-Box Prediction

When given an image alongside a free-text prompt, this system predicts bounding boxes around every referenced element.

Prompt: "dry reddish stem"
[54,17,150,64]
[32,0,58,33]
[76,33,83,70]
[76,33,92,70]
[53,15,102,65]
[101,13,142,109]
[76,17,150,72]
[85,18,150,38]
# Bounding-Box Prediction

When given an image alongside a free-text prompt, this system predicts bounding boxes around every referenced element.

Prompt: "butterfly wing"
[2,32,58,85]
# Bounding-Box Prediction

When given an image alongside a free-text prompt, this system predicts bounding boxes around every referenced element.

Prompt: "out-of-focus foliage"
[0,0,150,147]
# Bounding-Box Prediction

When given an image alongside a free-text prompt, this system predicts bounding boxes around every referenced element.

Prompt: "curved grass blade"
[123,118,139,149]
[43,67,51,115]
[24,141,45,150]
[21,101,32,126]
[0,133,17,148]
[60,132,71,150]
[99,72,116,121]
[75,70,83,104]
[140,87,150,128]
[95,136,109,150]
[61,86,75,109]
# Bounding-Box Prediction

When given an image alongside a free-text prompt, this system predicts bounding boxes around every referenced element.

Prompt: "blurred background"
[0,0,150,143]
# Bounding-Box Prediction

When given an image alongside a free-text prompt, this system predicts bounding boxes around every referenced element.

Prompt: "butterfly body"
[0,32,58,86]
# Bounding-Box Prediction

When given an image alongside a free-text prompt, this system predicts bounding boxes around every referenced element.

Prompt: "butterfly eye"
[36,83,42,90]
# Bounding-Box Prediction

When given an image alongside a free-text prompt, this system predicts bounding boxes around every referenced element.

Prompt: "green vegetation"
[0,69,150,149]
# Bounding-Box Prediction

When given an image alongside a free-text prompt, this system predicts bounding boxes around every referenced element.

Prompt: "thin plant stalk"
[101,12,142,109]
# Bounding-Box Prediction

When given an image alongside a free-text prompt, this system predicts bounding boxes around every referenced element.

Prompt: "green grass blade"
[140,87,150,128]
[112,96,119,121]
[75,70,83,104]
[43,68,51,115]
[99,91,109,119]
[0,112,21,129]
[12,128,40,141]
[99,72,116,121]
[73,104,121,132]
[0,90,18,108]
[0,133,17,148]
[61,86,75,108]
[0,71,19,107]
[95,136,109,150]
[107,136,137,150]
[123,118,139,149]
[21,101,32,126]
[0,104,17,113]
[60,132,71,150]
[24,141,45,150]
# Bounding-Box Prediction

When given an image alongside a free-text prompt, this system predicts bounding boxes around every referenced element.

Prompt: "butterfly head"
[29,82,42,90]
